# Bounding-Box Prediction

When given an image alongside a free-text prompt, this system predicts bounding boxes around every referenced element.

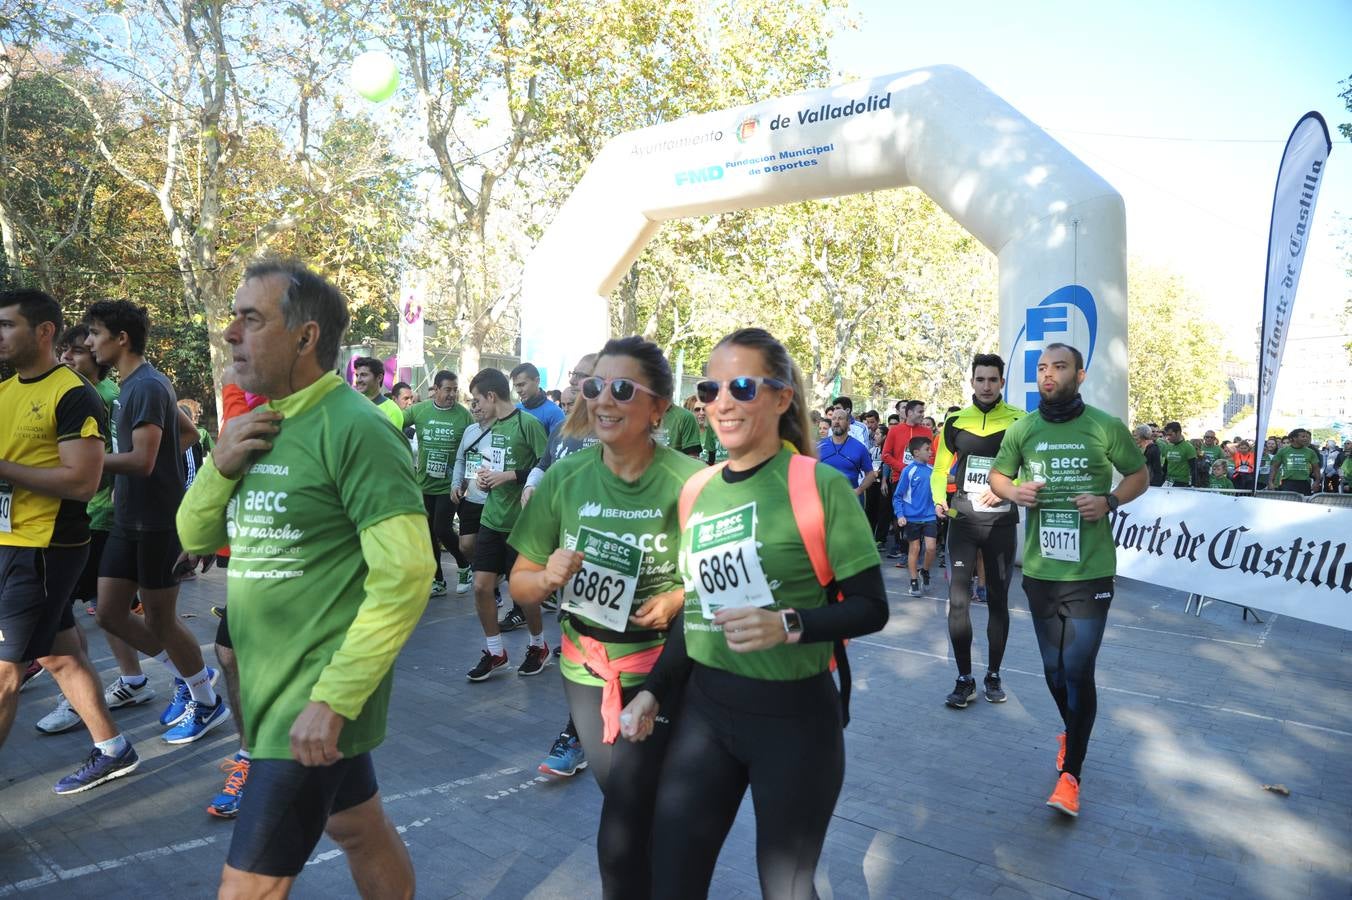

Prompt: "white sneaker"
[105,676,157,709]
[456,568,473,595]
[36,697,82,735]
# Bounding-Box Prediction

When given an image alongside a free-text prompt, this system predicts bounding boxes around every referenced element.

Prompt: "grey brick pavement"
[1,560,1349,899]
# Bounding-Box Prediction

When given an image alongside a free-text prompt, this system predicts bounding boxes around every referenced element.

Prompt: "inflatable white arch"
[522,65,1126,417]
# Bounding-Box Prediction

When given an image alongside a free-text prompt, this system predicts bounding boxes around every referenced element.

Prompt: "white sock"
[529,632,545,649]
[95,733,129,757]
[153,651,182,680]
[184,668,218,705]
[238,748,251,761]
[122,674,147,687]
[486,634,504,656]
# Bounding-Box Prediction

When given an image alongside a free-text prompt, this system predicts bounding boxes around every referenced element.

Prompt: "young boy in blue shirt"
[893,435,937,596]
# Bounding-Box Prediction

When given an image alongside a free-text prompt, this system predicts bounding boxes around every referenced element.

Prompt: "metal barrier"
[1255,490,1307,503]
[1308,492,1352,509]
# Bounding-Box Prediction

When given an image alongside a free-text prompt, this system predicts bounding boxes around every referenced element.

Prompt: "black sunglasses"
[695,376,787,404]
[580,376,660,404]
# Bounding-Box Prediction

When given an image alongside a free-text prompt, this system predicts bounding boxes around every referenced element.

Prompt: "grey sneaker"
[105,676,156,709]
[36,697,82,734]
[983,673,1007,703]
[945,677,976,709]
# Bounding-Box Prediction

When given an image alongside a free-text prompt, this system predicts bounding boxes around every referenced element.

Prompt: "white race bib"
[0,481,12,533]
[688,502,775,618]
[561,526,643,632]
[963,456,1009,513]
[1039,509,1081,562]
[464,450,483,483]
[425,449,449,479]
[485,436,507,473]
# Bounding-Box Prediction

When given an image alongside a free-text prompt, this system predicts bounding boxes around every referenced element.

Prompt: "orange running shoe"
[1046,772,1079,817]
[1056,732,1066,771]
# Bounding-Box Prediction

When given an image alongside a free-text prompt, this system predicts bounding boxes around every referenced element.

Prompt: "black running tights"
[945,519,1015,676]
[1024,576,1113,780]
[563,677,677,900]
[651,666,844,900]
[424,493,468,580]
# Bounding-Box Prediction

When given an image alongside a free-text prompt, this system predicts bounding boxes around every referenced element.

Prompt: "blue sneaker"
[163,696,230,744]
[207,752,251,819]
[159,668,219,726]
[538,734,587,777]
[53,744,140,794]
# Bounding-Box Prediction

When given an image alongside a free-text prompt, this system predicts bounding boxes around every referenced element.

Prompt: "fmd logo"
[675,165,723,187]
[1005,285,1098,412]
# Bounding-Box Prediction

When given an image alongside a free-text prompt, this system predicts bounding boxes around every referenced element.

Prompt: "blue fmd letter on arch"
[1006,284,1099,411]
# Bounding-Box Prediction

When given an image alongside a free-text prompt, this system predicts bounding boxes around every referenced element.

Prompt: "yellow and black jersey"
[0,365,106,548]
[932,399,1025,525]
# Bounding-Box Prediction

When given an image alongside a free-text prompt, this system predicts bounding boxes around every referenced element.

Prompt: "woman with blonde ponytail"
[619,327,888,899]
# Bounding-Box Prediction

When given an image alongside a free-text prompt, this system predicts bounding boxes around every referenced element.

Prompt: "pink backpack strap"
[788,454,833,587]
[678,463,725,530]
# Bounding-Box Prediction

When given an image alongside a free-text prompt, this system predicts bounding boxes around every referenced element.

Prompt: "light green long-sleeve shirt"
[176,373,433,756]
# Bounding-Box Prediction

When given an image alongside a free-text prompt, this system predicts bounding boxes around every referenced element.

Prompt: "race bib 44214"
[688,502,775,618]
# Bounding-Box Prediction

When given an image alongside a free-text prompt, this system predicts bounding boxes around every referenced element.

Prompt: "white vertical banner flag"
[1254,112,1332,463]
[397,272,426,368]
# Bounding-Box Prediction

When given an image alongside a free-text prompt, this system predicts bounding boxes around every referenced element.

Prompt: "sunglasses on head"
[580,376,660,403]
[695,376,787,404]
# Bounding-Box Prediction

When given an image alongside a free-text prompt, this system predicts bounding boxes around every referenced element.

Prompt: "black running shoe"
[920,569,931,588]
[983,673,1007,703]
[517,644,550,677]
[945,677,976,709]
[467,650,508,682]
[499,605,526,632]
[908,579,921,597]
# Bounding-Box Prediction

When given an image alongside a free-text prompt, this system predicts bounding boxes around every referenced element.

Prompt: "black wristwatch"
[1104,493,1121,512]
[781,609,804,637]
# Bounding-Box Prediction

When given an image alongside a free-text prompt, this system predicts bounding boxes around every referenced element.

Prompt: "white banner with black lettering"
[1110,488,1352,631]
[1255,112,1331,453]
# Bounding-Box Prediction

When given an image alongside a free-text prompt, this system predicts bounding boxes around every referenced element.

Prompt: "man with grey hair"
[177,258,434,896]
[1134,425,1164,487]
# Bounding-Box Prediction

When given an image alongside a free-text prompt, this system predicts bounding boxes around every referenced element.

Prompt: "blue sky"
[831,0,1351,355]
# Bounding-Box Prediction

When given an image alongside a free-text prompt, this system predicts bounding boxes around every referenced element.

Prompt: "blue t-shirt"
[517,397,565,435]
[892,461,935,522]
[817,435,874,490]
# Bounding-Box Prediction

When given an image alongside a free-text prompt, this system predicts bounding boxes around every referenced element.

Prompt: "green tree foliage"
[1126,259,1228,426]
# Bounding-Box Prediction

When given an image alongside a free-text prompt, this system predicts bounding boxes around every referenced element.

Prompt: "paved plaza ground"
[1,558,1349,899]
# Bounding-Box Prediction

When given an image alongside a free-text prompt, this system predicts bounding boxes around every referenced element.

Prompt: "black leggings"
[423,493,468,581]
[1023,576,1113,780]
[946,518,1015,676]
[562,676,679,900]
[651,665,844,900]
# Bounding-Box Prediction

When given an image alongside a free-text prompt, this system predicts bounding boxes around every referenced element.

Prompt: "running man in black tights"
[931,353,1024,709]
[988,343,1148,818]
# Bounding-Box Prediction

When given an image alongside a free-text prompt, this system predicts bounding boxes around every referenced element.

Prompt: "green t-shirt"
[1272,445,1319,483]
[1199,444,1225,466]
[87,377,119,533]
[224,376,425,758]
[701,425,729,463]
[1158,437,1197,483]
[509,444,705,688]
[1207,474,1235,490]
[480,410,548,533]
[656,406,703,455]
[993,406,1144,582]
[680,448,880,681]
[403,400,472,494]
